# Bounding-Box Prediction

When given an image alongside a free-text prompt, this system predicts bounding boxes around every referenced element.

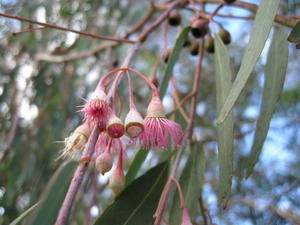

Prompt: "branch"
[153,40,205,225]
[35,4,156,63]
[196,0,297,28]
[54,125,101,225]
[0,13,135,43]
[238,198,300,225]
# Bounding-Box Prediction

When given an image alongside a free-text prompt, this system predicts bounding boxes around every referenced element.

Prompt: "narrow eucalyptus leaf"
[125,148,149,185]
[159,27,190,99]
[28,161,78,225]
[9,202,39,225]
[217,0,281,123]
[245,27,289,178]
[214,33,234,208]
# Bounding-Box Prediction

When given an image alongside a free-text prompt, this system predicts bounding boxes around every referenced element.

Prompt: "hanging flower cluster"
[62,67,184,195]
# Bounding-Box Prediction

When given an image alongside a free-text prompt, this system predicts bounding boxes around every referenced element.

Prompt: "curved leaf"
[26,161,78,225]
[245,27,289,178]
[217,0,281,123]
[9,202,39,225]
[94,161,168,225]
[125,148,149,185]
[214,33,234,208]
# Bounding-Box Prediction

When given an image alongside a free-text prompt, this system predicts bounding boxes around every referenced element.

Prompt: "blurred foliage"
[0,0,300,225]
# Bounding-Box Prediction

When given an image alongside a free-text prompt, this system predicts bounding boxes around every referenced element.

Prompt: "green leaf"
[27,161,78,225]
[94,161,169,225]
[9,202,39,225]
[245,27,289,178]
[288,20,300,43]
[159,27,190,99]
[169,142,206,225]
[216,0,281,123]
[214,33,234,208]
[125,148,149,185]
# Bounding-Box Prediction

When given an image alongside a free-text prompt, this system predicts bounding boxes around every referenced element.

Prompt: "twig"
[0,107,19,162]
[12,26,45,35]
[54,125,101,225]
[198,195,208,225]
[194,0,297,28]
[123,4,155,38]
[0,13,135,43]
[171,79,191,123]
[209,2,224,19]
[154,40,205,225]
[138,0,186,42]
[188,40,205,137]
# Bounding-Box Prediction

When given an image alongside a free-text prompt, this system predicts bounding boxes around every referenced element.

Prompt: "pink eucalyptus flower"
[140,94,183,149]
[79,88,112,126]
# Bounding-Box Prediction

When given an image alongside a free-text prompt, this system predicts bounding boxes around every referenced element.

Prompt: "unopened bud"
[107,115,125,138]
[109,166,125,196]
[146,95,165,118]
[125,109,144,138]
[95,151,113,175]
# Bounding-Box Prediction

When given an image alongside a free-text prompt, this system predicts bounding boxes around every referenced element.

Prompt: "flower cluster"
[62,68,184,195]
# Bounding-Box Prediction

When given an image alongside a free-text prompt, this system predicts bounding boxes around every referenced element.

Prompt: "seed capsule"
[219,28,231,45]
[223,0,236,4]
[168,10,181,26]
[190,18,209,38]
[204,36,215,53]
[162,48,172,63]
[189,41,199,56]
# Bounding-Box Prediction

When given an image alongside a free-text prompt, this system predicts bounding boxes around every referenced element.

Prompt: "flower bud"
[125,109,144,138]
[181,207,193,225]
[168,10,181,26]
[95,151,113,175]
[106,115,125,138]
[190,18,209,38]
[204,36,215,53]
[146,95,165,118]
[109,165,125,196]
